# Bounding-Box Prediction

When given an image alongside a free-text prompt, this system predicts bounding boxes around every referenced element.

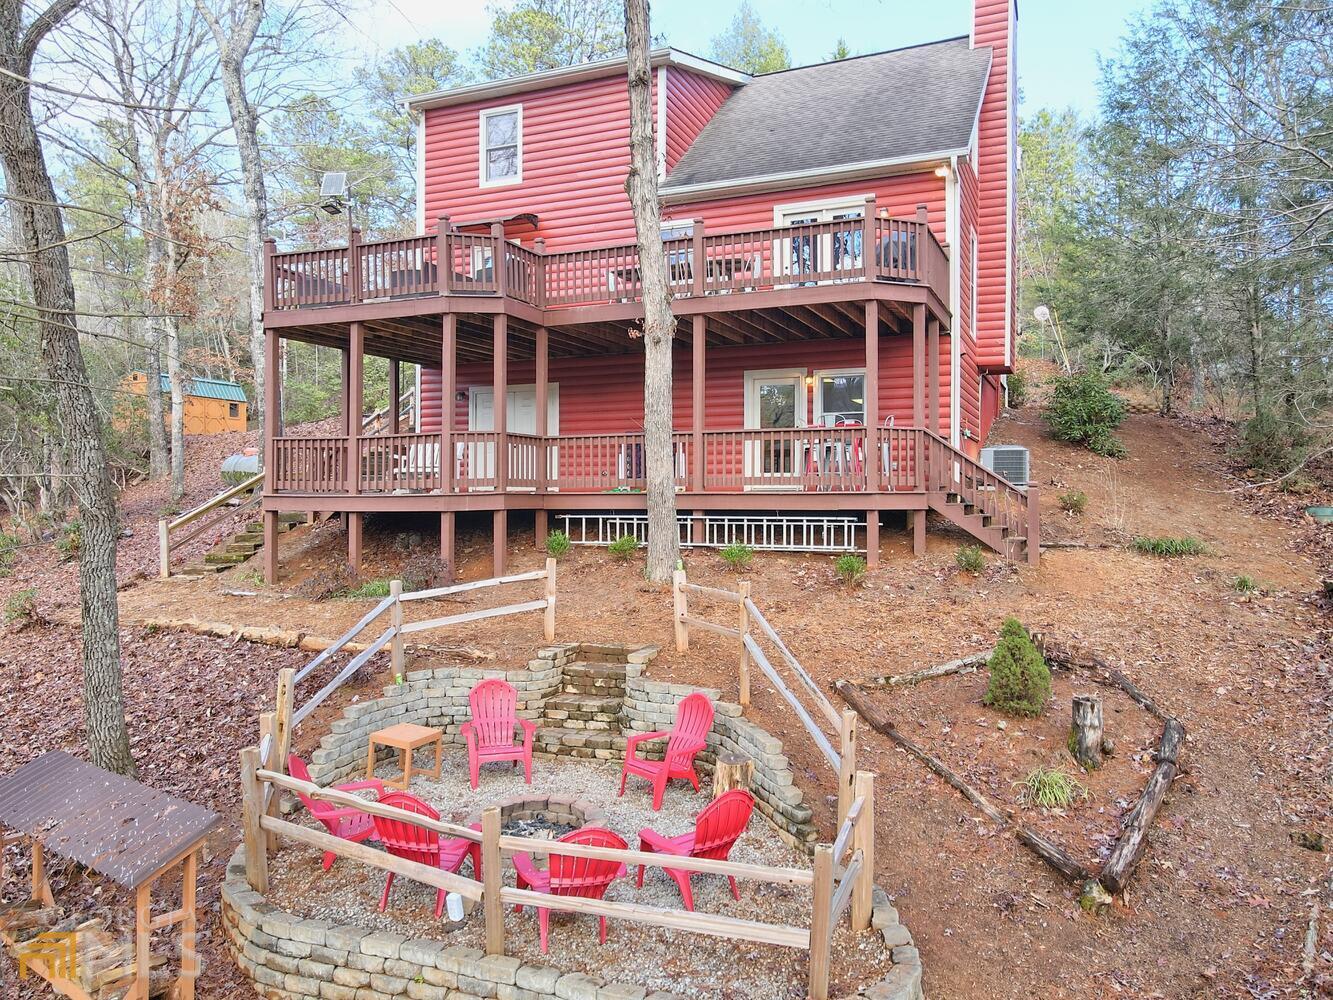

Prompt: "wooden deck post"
[864,300,880,489]
[389,359,401,434]
[737,580,752,708]
[390,580,404,675]
[491,222,508,298]
[440,511,455,583]
[263,509,278,584]
[544,557,557,642]
[436,216,451,294]
[348,321,364,493]
[927,317,941,436]
[263,326,280,494]
[850,771,875,931]
[158,518,170,578]
[672,568,688,652]
[912,509,927,556]
[442,313,456,497]
[861,197,877,280]
[348,226,362,303]
[692,315,706,493]
[481,806,505,956]
[536,325,549,494]
[493,510,507,577]
[239,747,268,892]
[911,304,926,428]
[865,510,880,568]
[494,315,508,491]
[837,710,858,825]
[691,218,705,296]
[1026,486,1041,566]
[808,844,834,1000]
[348,511,363,573]
[262,237,276,312]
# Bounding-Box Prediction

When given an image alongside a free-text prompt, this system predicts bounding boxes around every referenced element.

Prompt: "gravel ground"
[265,753,892,999]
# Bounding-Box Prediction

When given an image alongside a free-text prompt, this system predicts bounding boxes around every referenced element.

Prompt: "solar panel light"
[319,171,348,215]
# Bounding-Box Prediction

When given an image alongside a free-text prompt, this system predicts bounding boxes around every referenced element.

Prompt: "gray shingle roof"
[662,37,991,192]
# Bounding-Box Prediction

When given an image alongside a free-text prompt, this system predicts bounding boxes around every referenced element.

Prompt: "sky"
[346,0,1154,119]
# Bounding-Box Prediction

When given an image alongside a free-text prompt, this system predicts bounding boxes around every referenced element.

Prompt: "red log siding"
[420,73,659,250]
[663,68,734,171]
[973,0,1017,369]
[957,154,983,444]
[419,335,953,442]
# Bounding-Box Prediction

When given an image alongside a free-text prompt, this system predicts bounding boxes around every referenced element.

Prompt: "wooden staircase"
[180,512,304,577]
[920,431,1037,564]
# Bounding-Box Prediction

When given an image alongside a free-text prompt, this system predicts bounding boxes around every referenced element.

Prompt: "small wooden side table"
[366,723,443,790]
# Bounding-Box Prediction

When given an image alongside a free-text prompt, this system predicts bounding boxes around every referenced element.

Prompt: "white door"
[743,370,805,487]
[776,203,865,283]
[468,384,560,488]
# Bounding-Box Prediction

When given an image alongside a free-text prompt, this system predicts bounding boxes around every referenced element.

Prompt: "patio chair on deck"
[287,754,386,872]
[619,691,714,810]
[635,789,755,911]
[511,827,628,953]
[462,678,537,789]
[371,791,481,919]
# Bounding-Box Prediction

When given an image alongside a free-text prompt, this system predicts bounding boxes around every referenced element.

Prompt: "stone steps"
[560,660,627,697]
[542,692,622,732]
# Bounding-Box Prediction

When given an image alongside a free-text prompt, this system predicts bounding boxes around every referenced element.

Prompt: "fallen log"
[834,680,1092,884]
[1098,717,1185,893]
[863,649,994,688]
[1031,633,1171,722]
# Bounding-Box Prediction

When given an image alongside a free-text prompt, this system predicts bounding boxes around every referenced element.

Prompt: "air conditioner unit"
[981,445,1030,486]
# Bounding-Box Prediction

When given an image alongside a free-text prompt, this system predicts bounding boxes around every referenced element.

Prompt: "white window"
[813,369,866,427]
[479,105,522,187]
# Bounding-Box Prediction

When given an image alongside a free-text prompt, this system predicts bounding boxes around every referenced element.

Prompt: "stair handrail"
[917,428,1038,563]
[159,471,265,577]
[361,386,417,435]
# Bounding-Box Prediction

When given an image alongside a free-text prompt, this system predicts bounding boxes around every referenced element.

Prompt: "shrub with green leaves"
[1234,409,1303,474]
[3,588,39,628]
[1006,370,1031,408]
[955,544,986,575]
[1232,575,1259,594]
[983,617,1051,717]
[0,530,17,577]
[1058,490,1087,515]
[1016,767,1088,809]
[1045,373,1127,458]
[55,520,82,561]
[342,579,392,599]
[834,553,867,586]
[1132,536,1207,557]
[719,542,754,571]
[545,530,572,558]
[607,535,639,561]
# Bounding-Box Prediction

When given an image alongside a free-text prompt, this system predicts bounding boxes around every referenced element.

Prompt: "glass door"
[744,371,805,487]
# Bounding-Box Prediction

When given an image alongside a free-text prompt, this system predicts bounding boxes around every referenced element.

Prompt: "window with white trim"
[479,105,521,186]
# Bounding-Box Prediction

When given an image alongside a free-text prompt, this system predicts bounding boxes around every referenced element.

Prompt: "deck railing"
[269,427,955,495]
[265,207,949,312]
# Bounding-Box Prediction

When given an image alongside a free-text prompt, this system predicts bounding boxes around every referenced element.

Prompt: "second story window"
[480,105,522,187]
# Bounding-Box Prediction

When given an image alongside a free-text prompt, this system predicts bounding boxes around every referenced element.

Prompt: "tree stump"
[712,752,754,798]
[1069,694,1104,770]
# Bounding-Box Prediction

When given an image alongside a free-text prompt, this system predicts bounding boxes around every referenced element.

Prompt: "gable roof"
[146,373,248,402]
[661,37,992,197]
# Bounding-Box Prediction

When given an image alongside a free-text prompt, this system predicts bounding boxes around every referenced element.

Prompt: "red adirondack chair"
[619,692,714,810]
[635,789,755,910]
[511,827,628,953]
[287,754,386,871]
[462,678,537,789]
[371,791,482,919]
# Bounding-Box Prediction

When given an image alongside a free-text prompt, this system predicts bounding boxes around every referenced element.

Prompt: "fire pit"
[468,794,606,840]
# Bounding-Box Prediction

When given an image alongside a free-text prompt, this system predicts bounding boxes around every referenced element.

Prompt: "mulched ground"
[2,397,1330,998]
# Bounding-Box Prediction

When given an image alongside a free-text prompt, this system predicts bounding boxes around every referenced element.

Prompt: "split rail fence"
[671,569,863,825]
[157,471,264,577]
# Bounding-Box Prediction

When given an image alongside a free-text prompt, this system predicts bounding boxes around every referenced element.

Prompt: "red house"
[259,0,1032,582]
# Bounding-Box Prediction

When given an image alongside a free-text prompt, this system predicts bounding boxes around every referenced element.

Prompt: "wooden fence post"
[268,669,295,853]
[850,771,875,931]
[808,844,833,1000]
[672,568,688,652]
[158,519,170,578]
[239,747,268,892]
[258,711,278,852]
[837,710,858,825]
[544,557,557,642]
[737,580,752,709]
[481,806,505,956]
[1026,486,1041,567]
[390,580,404,676]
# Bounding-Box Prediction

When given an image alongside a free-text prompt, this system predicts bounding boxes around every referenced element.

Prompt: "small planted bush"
[3,588,40,628]
[834,553,867,586]
[719,542,754,572]
[55,520,82,561]
[1045,373,1127,458]
[983,617,1051,717]
[607,535,639,562]
[545,530,572,558]
[1132,535,1207,557]
[1017,767,1088,809]
[342,579,392,599]
[1232,575,1259,594]
[1058,490,1088,515]
[955,544,986,575]
[1006,370,1031,408]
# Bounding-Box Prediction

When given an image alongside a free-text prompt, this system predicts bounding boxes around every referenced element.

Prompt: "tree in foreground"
[0,0,135,775]
[708,1,790,73]
[623,0,679,583]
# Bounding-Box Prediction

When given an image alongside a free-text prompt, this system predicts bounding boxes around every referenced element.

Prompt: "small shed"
[0,752,219,1000]
[122,372,249,434]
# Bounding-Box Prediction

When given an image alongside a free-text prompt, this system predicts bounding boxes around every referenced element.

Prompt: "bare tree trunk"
[623,0,678,582]
[0,0,136,776]
[142,234,170,480]
[195,0,267,440]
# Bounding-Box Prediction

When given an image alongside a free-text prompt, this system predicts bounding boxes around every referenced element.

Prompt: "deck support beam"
[348,322,364,494]
[263,328,280,494]
[536,326,548,494]
[494,315,508,491]
[263,509,278,584]
[911,509,926,556]
[440,511,455,582]
[389,359,400,434]
[864,300,880,489]
[493,510,507,577]
[865,510,879,568]
[692,315,706,493]
[442,314,456,495]
[927,316,941,436]
[347,511,363,571]
[911,304,926,428]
